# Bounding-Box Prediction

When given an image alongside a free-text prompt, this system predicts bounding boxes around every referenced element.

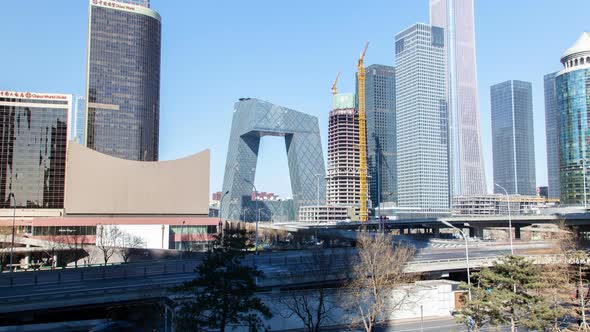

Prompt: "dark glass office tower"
[85,0,161,161]
[0,91,71,208]
[556,32,590,205]
[544,72,560,199]
[491,80,536,196]
[363,64,396,206]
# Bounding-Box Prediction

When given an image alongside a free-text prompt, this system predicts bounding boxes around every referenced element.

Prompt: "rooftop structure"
[65,142,210,215]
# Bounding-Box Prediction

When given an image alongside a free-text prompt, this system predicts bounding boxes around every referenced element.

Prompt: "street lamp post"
[495,183,514,255]
[315,174,322,225]
[8,193,16,274]
[376,150,382,233]
[219,190,230,234]
[244,179,260,255]
[582,159,588,209]
[315,174,322,207]
[180,220,186,260]
[441,220,472,301]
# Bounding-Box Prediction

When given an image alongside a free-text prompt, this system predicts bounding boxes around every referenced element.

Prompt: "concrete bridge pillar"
[432,228,440,237]
[25,244,31,266]
[514,226,521,240]
[468,227,484,239]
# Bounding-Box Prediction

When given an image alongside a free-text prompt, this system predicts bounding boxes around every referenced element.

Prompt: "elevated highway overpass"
[263,211,590,239]
[0,239,557,319]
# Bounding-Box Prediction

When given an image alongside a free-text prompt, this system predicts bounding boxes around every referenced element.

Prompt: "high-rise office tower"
[85,0,161,161]
[0,90,71,209]
[491,80,536,196]
[556,32,590,205]
[395,23,450,214]
[544,72,560,199]
[326,93,362,206]
[72,96,86,145]
[362,64,396,207]
[430,0,487,196]
[221,98,325,221]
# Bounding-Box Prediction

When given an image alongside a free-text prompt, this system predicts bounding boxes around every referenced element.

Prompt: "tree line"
[171,226,590,331]
[172,229,419,332]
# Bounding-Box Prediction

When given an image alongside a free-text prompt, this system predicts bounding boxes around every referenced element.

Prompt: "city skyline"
[1,1,589,197]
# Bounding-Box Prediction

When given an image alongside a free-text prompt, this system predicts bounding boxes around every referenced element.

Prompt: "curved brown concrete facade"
[65,142,209,215]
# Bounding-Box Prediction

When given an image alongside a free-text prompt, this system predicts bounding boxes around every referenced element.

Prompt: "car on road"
[88,320,136,332]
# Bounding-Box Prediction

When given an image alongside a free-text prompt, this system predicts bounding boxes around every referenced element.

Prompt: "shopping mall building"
[0,90,217,251]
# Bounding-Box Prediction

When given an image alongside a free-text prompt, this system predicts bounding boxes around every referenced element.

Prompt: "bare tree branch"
[276,248,340,332]
[345,233,416,332]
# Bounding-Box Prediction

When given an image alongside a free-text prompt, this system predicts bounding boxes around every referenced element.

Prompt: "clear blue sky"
[1,1,589,197]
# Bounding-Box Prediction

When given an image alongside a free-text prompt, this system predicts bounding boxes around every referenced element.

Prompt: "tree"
[345,233,415,332]
[45,233,69,268]
[531,261,577,331]
[569,250,590,330]
[0,226,11,270]
[60,228,90,268]
[120,233,145,263]
[277,248,339,332]
[96,225,123,265]
[455,282,502,332]
[457,255,575,332]
[173,228,272,332]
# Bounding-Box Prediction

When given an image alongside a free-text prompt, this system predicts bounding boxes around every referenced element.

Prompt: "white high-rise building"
[430,0,487,196]
[395,23,450,215]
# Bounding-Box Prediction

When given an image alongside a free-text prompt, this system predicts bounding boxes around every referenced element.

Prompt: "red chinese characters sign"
[92,0,137,12]
[0,91,68,101]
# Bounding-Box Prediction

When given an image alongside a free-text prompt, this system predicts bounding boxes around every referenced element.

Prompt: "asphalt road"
[345,317,512,332]
[0,240,554,302]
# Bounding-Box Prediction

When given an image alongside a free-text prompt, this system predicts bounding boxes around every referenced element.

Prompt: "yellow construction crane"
[332,71,341,111]
[357,42,369,222]
[332,71,341,96]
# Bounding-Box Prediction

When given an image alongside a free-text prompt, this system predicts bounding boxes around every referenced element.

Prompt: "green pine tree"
[458,255,575,331]
[173,228,272,332]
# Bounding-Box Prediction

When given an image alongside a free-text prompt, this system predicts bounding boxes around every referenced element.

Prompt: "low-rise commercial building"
[298,205,351,223]
[452,194,557,216]
[0,141,217,251]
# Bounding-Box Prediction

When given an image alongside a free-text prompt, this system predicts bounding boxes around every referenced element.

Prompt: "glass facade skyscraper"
[556,32,590,205]
[85,0,161,161]
[220,99,326,222]
[491,80,536,196]
[395,23,450,215]
[544,72,560,199]
[0,91,71,209]
[362,64,397,206]
[72,96,86,145]
[430,0,487,196]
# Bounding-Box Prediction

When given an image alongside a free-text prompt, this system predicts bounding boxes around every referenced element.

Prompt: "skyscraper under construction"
[326,93,365,207]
